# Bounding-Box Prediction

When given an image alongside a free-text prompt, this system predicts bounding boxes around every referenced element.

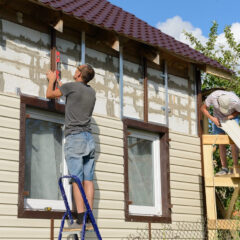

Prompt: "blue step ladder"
[58,175,102,240]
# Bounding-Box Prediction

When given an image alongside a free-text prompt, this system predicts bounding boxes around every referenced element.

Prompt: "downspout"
[163,60,169,127]
[81,31,85,64]
[119,45,123,120]
[143,57,148,122]
[194,65,199,136]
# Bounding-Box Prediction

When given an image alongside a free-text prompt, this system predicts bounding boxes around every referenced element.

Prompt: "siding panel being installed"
[0,92,204,239]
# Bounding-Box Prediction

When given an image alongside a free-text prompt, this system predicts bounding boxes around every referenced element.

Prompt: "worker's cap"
[218,95,231,115]
[234,102,240,113]
[218,94,240,114]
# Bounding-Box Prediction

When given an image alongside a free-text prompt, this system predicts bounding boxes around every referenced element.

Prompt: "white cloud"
[156,16,208,46]
[156,16,240,49]
[216,22,240,48]
[156,16,240,72]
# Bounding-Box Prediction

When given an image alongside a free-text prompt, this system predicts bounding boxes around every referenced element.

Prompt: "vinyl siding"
[0,92,204,239]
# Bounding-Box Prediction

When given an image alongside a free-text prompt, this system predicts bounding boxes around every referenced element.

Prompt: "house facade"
[0,0,232,239]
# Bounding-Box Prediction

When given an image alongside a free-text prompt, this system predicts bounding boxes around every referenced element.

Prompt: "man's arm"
[201,103,221,127]
[227,111,239,120]
[46,71,63,99]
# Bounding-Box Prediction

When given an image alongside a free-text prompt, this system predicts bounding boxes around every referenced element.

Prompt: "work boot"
[216,168,228,176]
[77,212,93,230]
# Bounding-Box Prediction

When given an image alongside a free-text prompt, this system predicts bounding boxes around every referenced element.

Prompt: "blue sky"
[108,0,240,44]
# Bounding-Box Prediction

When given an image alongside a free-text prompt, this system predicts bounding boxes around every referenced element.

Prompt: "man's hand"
[46,70,63,99]
[46,70,56,84]
[211,116,221,127]
[57,79,63,87]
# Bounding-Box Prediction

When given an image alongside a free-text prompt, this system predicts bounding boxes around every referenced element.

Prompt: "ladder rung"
[62,229,94,236]
[63,225,94,232]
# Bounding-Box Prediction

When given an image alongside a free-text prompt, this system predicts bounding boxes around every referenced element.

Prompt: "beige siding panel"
[171,197,203,207]
[0,170,18,183]
[0,94,20,109]
[171,181,202,192]
[0,138,19,151]
[170,173,202,184]
[0,216,54,228]
[0,149,18,161]
[0,105,20,119]
[151,221,204,229]
[172,205,203,215]
[0,182,18,193]
[0,193,17,204]
[95,219,146,229]
[0,217,147,230]
[95,162,123,174]
[171,189,203,200]
[94,134,123,147]
[92,124,123,139]
[92,115,123,130]
[170,165,202,176]
[93,199,124,210]
[94,171,123,183]
[170,149,201,161]
[170,141,200,153]
[92,209,124,219]
[170,156,201,168]
[95,153,123,165]
[94,181,123,192]
[169,132,200,145]
[0,116,19,129]
[94,190,124,201]
[0,159,18,171]
[172,214,205,222]
[96,144,123,156]
[0,228,50,238]
[0,127,19,140]
[0,204,17,216]
[83,229,149,238]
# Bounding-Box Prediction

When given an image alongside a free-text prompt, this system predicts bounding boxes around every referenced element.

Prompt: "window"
[123,118,171,223]
[128,129,161,216]
[19,96,70,218]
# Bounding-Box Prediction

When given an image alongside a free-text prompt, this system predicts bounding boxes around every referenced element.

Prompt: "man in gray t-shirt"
[201,90,240,175]
[46,64,96,226]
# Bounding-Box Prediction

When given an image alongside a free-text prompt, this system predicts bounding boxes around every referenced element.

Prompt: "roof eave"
[205,65,233,81]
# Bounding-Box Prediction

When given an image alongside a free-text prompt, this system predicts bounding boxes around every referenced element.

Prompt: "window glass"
[127,129,161,216]
[24,119,63,200]
[128,136,154,206]
[23,107,70,211]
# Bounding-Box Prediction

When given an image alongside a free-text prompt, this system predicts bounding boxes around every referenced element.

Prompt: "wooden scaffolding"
[203,135,240,239]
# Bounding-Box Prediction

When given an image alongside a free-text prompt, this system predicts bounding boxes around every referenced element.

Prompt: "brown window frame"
[18,95,66,219]
[123,118,171,223]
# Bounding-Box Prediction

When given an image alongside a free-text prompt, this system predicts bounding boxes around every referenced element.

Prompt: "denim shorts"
[213,117,239,135]
[64,132,95,182]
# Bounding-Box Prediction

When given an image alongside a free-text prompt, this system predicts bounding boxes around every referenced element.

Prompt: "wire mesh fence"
[123,219,240,240]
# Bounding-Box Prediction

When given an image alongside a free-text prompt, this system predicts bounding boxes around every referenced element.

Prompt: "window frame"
[18,95,68,219]
[123,118,171,223]
[128,129,161,216]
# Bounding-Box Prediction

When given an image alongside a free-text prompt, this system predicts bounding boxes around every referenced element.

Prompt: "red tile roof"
[38,0,231,74]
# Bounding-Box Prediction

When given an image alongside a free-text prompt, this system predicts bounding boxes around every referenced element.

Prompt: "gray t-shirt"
[60,82,96,136]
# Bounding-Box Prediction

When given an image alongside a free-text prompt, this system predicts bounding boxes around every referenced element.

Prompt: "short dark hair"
[78,64,95,83]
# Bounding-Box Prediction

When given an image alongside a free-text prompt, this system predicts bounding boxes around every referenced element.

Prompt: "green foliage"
[184,21,240,96]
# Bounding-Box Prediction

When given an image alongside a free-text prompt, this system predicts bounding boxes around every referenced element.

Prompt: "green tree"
[184,21,240,95]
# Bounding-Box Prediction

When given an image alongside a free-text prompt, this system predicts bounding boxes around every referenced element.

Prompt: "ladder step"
[62,229,94,236]
[63,225,94,232]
